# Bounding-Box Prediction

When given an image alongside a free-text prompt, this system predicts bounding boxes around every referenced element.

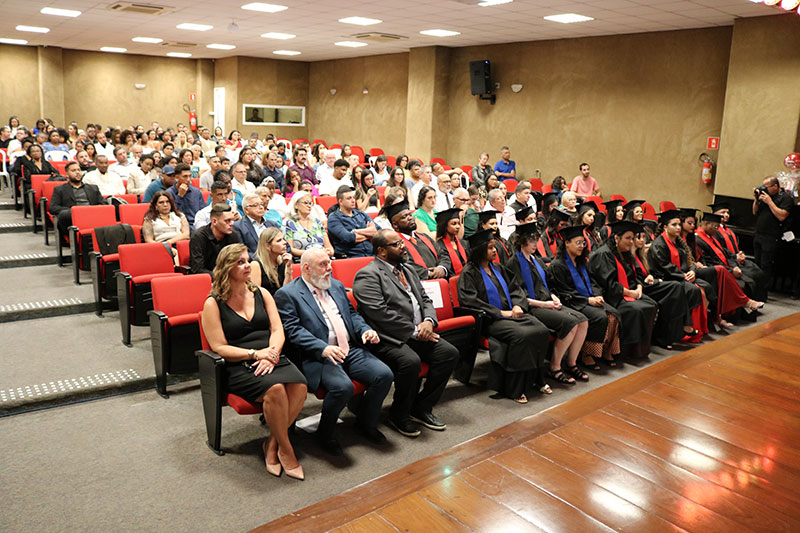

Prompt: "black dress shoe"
[317,433,344,456]
[410,411,446,431]
[387,418,421,438]
[356,425,388,445]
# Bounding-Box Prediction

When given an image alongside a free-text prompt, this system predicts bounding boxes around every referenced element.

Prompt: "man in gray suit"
[352,229,458,438]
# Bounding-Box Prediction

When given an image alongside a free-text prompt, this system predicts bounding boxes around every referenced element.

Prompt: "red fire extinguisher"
[183,104,198,132]
[699,153,714,185]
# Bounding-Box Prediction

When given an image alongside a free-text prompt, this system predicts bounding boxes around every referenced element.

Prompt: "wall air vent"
[107,2,172,16]
[160,41,198,48]
[351,33,408,43]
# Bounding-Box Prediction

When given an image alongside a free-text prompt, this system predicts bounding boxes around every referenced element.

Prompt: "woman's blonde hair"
[211,243,257,300]
[255,227,283,287]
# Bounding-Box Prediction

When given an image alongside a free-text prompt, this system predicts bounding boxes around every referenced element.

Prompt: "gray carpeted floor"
[1,294,797,533]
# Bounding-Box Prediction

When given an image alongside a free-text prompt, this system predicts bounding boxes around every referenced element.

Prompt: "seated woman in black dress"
[202,243,307,479]
[457,229,553,402]
[250,227,293,294]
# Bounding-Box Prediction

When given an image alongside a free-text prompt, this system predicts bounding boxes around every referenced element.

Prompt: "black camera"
[754,185,768,198]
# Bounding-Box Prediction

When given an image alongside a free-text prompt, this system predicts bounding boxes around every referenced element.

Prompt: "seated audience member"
[201,243,307,479]
[601,199,625,239]
[167,163,205,230]
[250,228,293,295]
[472,152,496,190]
[537,208,570,265]
[373,187,407,230]
[574,201,602,252]
[551,176,569,202]
[458,229,552,401]
[258,180,288,220]
[589,222,658,360]
[314,149,336,188]
[411,165,434,205]
[49,162,105,236]
[93,131,115,159]
[547,225,622,371]
[494,146,516,180]
[709,201,767,302]
[142,191,190,263]
[75,149,96,173]
[289,146,317,185]
[405,159,424,190]
[486,188,517,240]
[452,187,471,219]
[434,208,467,277]
[238,147,262,187]
[354,164,382,213]
[327,186,377,258]
[41,129,69,153]
[462,185,485,239]
[231,161,256,201]
[413,186,438,238]
[370,155,390,186]
[110,147,135,180]
[318,158,350,197]
[84,155,125,197]
[198,127,216,157]
[260,151,284,192]
[536,191,559,232]
[235,192,280,256]
[195,180,232,229]
[560,191,578,215]
[509,180,536,213]
[283,191,334,259]
[19,143,59,179]
[224,130,242,150]
[394,154,410,180]
[570,162,600,199]
[434,173,454,212]
[275,249,393,453]
[282,168,302,198]
[385,201,449,280]
[506,223,590,384]
[126,154,157,195]
[190,204,241,274]
[352,229,459,438]
[386,166,413,208]
[477,210,512,263]
[198,155,222,191]
[0,126,11,150]
[142,165,177,203]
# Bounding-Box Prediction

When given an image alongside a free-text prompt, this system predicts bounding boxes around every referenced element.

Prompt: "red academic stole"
[399,233,427,268]
[718,225,739,254]
[613,254,635,301]
[493,237,509,264]
[696,228,728,265]
[583,227,595,252]
[633,253,648,276]
[663,235,681,269]
[536,229,557,258]
[443,236,466,274]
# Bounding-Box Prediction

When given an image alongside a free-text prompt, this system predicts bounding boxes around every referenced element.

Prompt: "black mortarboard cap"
[559,225,586,242]
[435,207,461,224]
[578,201,598,214]
[385,201,411,222]
[701,212,723,224]
[478,210,499,225]
[467,229,494,249]
[610,221,643,235]
[707,201,731,213]
[549,207,571,223]
[514,205,534,221]
[658,209,682,224]
[623,200,645,212]
[514,222,539,237]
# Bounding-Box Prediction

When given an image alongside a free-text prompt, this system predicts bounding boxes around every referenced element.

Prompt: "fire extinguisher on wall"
[699,153,714,185]
[183,103,197,132]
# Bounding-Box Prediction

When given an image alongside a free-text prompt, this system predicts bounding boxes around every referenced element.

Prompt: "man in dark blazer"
[234,192,279,257]
[49,161,105,237]
[352,229,458,438]
[275,248,393,454]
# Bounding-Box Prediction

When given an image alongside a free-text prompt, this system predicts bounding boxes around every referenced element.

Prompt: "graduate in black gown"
[536,191,559,233]
[601,199,624,240]
[709,201,767,301]
[478,210,512,264]
[457,229,553,401]
[624,200,655,242]
[536,208,570,265]
[506,222,590,384]
[575,201,602,253]
[434,207,468,277]
[514,205,537,225]
[547,225,622,370]
[385,201,451,280]
[589,221,658,360]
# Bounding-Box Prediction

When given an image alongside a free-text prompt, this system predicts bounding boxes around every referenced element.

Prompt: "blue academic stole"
[480,264,512,310]
[566,255,593,298]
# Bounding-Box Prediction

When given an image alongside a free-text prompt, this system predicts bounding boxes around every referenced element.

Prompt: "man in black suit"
[49,161,105,237]
[352,229,458,438]
[234,192,279,257]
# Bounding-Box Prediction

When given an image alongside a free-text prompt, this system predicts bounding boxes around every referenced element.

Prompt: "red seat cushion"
[227,394,261,414]
[102,253,119,263]
[166,313,199,327]
[435,316,475,331]
[131,272,182,284]
[419,362,429,377]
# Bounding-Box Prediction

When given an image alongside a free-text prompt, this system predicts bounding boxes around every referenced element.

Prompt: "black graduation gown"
[535,228,560,265]
[457,262,550,397]
[435,236,468,278]
[402,231,452,280]
[714,228,767,301]
[648,234,717,309]
[696,230,763,301]
[589,243,657,350]
[547,256,619,343]
[583,226,602,254]
[492,234,512,264]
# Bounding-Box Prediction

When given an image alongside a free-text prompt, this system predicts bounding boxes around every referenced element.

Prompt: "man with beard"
[385,201,449,280]
[49,162,104,236]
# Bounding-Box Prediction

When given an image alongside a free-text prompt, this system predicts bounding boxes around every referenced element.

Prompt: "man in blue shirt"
[493,146,516,180]
[167,163,205,230]
[142,164,177,203]
[327,185,377,258]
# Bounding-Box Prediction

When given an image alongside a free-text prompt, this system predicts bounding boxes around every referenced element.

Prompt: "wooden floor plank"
[720,345,800,383]
[752,335,800,356]
[492,445,684,533]
[419,475,544,533]
[524,433,749,533]
[329,514,400,533]
[461,460,616,533]
[377,493,466,532]
[688,360,799,402]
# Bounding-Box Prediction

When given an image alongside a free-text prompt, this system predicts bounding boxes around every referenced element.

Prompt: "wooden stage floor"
[258,313,800,533]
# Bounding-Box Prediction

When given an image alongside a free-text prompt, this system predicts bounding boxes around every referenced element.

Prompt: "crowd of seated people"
[4,115,782,481]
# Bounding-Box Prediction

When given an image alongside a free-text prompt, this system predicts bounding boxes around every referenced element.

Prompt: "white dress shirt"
[84,169,125,196]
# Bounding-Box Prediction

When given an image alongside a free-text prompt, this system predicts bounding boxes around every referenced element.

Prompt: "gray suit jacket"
[352,259,437,346]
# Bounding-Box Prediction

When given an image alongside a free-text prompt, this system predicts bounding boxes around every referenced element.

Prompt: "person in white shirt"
[93,131,115,160]
[199,155,222,191]
[315,149,336,187]
[84,155,125,197]
[485,188,517,240]
[127,154,158,195]
[198,127,217,158]
[410,165,434,207]
[260,177,289,218]
[434,173,454,212]
[110,147,136,180]
[318,159,350,197]
[231,161,255,196]
[191,145,210,175]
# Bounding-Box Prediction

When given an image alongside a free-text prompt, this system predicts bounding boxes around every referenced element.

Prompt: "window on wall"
[242,104,305,126]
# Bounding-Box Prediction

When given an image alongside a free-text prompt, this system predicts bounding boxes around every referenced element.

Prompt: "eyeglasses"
[246,203,265,208]
[299,201,314,206]
[385,240,404,248]
[574,240,587,247]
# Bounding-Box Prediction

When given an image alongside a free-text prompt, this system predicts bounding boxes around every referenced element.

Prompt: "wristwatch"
[247,349,257,360]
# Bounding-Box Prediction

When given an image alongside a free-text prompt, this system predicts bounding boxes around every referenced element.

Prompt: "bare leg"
[550,327,576,371]
[261,384,300,470]
[565,321,588,367]
[285,382,307,424]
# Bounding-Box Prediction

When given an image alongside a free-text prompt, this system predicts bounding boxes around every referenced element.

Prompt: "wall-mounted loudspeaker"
[469,60,492,95]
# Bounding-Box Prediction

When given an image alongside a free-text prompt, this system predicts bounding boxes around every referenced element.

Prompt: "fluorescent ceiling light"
[132,37,163,44]
[334,41,368,48]
[16,25,50,33]
[261,32,295,39]
[207,43,236,50]
[478,0,513,6]
[273,50,301,55]
[100,47,126,53]
[543,13,594,23]
[0,38,28,45]
[176,23,213,31]
[338,16,382,26]
[167,52,192,58]
[420,29,460,37]
[241,2,288,13]
[40,7,81,17]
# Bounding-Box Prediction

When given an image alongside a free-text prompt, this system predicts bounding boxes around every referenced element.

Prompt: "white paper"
[421,280,444,309]
[782,231,795,242]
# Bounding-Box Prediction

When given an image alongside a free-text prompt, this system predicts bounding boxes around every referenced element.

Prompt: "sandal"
[599,356,617,368]
[513,394,528,404]
[580,355,601,372]
[565,365,589,382]
[539,384,553,395]
[548,369,575,385]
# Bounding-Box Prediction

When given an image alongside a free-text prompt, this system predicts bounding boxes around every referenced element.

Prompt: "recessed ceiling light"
[167,52,192,58]
[420,29,460,37]
[100,47,127,53]
[132,37,163,44]
[273,50,301,55]
[0,38,28,45]
[241,2,288,13]
[334,41,368,48]
[543,13,594,23]
[339,16,382,26]
[207,43,236,50]
[261,32,295,39]
[176,23,213,31]
[16,25,50,34]
[40,7,81,17]
[478,0,513,6]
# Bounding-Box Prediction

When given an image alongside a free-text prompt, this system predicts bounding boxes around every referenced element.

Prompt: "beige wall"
[308,53,408,155]
[715,14,800,199]
[0,44,42,128]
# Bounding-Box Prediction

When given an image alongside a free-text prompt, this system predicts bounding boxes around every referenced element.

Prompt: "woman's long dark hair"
[144,190,183,221]
[417,185,435,209]
[467,241,490,265]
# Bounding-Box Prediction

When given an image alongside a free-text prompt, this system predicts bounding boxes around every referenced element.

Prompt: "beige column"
[37,46,65,125]
[404,46,451,163]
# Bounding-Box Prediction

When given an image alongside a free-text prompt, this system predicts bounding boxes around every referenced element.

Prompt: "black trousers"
[56,210,73,239]
[753,234,779,283]
[372,337,458,423]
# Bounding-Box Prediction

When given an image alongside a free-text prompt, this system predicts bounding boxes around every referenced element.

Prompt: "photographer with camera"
[752,175,792,280]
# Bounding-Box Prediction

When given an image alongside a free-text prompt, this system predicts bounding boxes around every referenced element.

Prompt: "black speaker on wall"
[469,60,492,95]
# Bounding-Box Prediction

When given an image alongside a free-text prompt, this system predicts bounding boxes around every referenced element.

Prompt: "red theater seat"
[351,145,365,164]
[26,174,51,234]
[504,178,519,193]
[642,202,657,221]
[316,195,338,212]
[69,205,118,284]
[331,256,373,288]
[660,200,676,213]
